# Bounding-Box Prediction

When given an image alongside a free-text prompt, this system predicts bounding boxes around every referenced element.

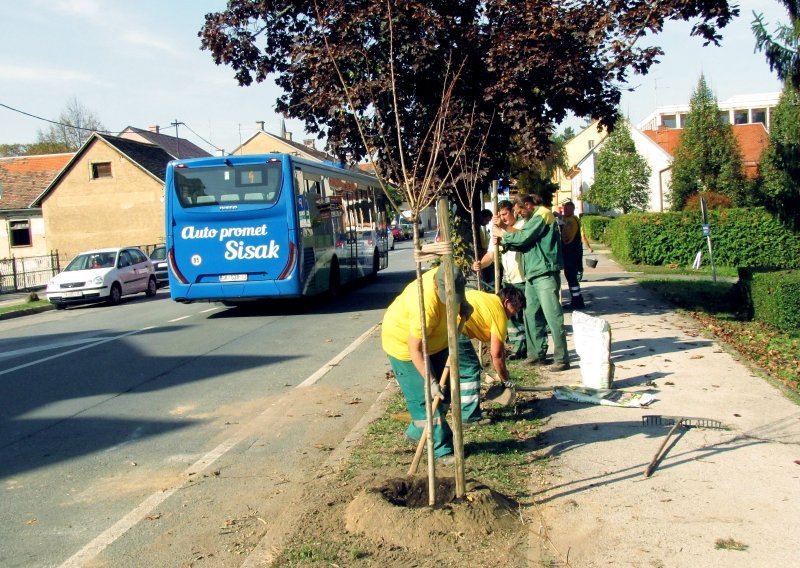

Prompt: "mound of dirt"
[345,476,522,552]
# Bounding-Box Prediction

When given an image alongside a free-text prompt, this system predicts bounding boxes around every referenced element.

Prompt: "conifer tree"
[585,123,651,213]
[757,82,800,230]
[669,75,745,209]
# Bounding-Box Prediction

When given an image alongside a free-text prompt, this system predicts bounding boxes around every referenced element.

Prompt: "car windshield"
[65,252,116,271]
[150,247,166,261]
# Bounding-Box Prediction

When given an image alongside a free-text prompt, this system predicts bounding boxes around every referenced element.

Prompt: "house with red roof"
[0,153,73,259]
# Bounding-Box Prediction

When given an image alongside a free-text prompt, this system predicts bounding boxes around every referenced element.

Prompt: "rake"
[642,415,725,477]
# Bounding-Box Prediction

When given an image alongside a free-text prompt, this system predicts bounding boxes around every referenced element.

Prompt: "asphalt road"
[0,240,418,567]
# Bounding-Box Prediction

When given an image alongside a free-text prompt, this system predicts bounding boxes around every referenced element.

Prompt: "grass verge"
[0,299,51,316]
[276,363,549,565]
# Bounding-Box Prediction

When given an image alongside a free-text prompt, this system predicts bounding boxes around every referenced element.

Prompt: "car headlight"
[92,275,105,286]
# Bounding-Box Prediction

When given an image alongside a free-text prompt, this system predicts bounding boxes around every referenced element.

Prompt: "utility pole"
[171,119,183,158]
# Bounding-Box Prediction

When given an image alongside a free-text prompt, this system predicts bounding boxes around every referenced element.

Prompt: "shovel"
[484,379,562,406]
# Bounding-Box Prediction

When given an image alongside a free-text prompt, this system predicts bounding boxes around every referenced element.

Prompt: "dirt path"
[528,254,800,567]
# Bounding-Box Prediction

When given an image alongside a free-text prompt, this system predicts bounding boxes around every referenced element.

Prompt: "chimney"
[148,125,160,134]
[285,131,292,141]
[303,139,315,149]
[256,121,265,131]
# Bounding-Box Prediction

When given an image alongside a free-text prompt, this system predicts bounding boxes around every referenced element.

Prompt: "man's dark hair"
[514,193,542,207]
[497,199,513,212]
[479,209,493,223]
[498,286,526,311]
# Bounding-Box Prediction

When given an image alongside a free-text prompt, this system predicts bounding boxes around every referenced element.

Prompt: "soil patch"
[345,476,521,552]
[273,467,532,567]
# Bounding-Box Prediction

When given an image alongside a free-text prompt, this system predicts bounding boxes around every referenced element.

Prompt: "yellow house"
[32,134,175,262]
[553,121,607,210]
[232,120,332,161]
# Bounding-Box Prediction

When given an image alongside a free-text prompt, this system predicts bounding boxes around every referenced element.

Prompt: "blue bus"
[164,154,389,304]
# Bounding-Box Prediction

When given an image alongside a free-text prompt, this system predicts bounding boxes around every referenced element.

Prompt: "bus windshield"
[174,162,283,207]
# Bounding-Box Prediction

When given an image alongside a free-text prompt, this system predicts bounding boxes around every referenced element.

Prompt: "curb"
[0,304,56,321]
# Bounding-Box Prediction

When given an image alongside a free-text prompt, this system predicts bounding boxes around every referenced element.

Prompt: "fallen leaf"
[665,381,675,386]
[25,518,37,525]
[325,411,342,418]
[347,398,362,405]
[690,355,704,359]
[146,514,161,520]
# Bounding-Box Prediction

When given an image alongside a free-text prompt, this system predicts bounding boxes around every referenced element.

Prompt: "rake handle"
[644,419,683,477]
[407,366,450,476]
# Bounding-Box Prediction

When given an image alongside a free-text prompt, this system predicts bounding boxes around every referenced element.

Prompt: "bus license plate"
[219,274,247,282]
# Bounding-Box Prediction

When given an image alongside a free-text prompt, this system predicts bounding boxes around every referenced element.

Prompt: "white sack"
[572,310,615,389]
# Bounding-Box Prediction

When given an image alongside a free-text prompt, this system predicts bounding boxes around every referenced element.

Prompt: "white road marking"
[200,307,221,313]
[0,328,154,377]
[297,323,379,388]
[0,337,114,360]
[57,322,382,568]
[167,315,192,322]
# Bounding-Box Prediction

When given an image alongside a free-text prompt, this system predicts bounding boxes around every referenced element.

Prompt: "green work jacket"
[501,207,563,280]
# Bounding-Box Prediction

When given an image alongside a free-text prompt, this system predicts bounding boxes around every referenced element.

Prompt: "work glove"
[429,380,444,401]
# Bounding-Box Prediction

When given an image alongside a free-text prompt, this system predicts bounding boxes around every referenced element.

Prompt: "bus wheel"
[329,258,341,298]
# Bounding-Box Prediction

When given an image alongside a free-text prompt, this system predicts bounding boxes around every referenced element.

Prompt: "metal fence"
[0,252,61,293]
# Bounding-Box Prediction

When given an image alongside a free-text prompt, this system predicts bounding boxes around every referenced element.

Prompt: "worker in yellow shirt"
[381,265,472,463]
[458,287,526,423]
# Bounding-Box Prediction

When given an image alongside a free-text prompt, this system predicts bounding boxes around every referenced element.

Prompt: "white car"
[46,247,157,309]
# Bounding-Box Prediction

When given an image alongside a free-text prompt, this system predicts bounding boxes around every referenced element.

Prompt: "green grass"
[0,299,51,316]
[715,538,749,551]
[624,262,738,279]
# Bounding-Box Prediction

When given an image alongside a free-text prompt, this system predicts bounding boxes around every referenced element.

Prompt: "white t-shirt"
[501,218,525,284]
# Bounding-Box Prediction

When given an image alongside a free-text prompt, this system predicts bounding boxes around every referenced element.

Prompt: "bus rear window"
[174,163,283,208]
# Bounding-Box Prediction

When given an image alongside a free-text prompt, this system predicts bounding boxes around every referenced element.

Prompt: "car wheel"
[145,276,157,297]
[108,283,122,305]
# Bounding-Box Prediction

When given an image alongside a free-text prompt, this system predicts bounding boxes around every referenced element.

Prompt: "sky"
[0,0,790,155]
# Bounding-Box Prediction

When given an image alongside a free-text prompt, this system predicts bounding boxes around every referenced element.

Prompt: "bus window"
[174,162,282,208]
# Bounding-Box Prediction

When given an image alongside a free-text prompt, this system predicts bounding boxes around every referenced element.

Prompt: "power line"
[0,102,114,134]
[1,101,225,154]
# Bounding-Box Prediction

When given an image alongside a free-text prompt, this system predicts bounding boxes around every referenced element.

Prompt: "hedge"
[580,215,614,241]
[605,208,800,269]
[738,268,800,333]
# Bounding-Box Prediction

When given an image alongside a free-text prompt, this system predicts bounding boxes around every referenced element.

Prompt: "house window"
[719,111,730,125]
[9,219,32,247]
[91,162,112,179]
[752,108,767,124]
[678,114,687,128]
[734,110,748,124]
[661,114,677,128]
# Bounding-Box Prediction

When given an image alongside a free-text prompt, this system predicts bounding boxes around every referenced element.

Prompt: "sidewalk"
[531,251,799,567]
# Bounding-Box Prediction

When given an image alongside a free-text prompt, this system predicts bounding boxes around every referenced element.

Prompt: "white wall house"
[629,126,674,212]
[637,93,780,132]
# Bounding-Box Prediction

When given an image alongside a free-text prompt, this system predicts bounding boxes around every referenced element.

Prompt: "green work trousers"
[506,281,527,358]
[388,350,453,457]
[457,334,483,423]
[524,272,568,363]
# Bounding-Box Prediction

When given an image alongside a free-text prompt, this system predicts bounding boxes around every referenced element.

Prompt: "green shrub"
[581,215,614,242]
[606,208,800,268]
[738,268,800,332]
